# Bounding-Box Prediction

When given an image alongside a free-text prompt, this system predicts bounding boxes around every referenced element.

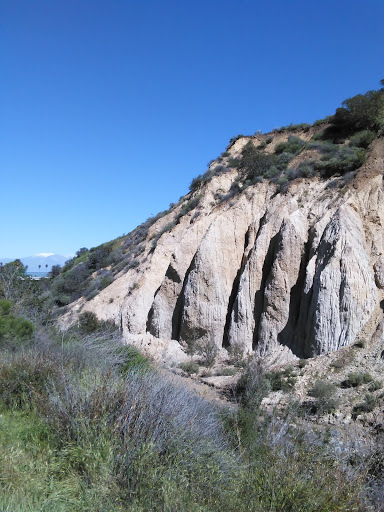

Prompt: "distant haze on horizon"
[1,0,383,257]
[0,254,71,272]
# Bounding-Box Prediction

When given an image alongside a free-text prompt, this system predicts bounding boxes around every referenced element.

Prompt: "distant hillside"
[0,254,69,272]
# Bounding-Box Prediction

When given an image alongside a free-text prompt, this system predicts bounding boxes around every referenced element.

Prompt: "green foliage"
[278,122,311,132]
[275,136,306,155]
[115,344,150,375]
[179,194,201,217]
[308,380,339,414]
[236,356,271,409]
[0,327,372,511]
[76,247,89,257]
[368,380,382,392]
[0,299,12,316]
[341,371,373,388]
[227,157,241,168]
[189,174,205,192]
[227,343,246,367]
[352,393,378,417]
[195,338,218,368]
[321,81,384,141]
[0,260,39,312]
[317,145,366,175]
[227,134,245,148]
[100,275,113,290]
[50,240,120,306]
[179,360,200,375]
[217,367,237,376]
[266,365,297,391]
[239,141,277,182]
[298,141,366,178]
[333,88,384,132]
[313,116,332,126]
[78,311,102,334]
[0,300,34,344]
[349,129,376,148]
[0,351,61,407]
[276,174,289,192]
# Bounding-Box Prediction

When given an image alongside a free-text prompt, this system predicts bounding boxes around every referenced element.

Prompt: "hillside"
[54,84,384,372]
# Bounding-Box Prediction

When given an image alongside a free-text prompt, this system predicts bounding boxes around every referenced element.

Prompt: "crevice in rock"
[146,285,161,335]
[252,232,279,350]
[296,229,318,346]
[165,261,181,284]
[277,240,310,358]
[254,211,268,246]
[301,219,338,357]
[222,224,253,348]
[171,254,198,340]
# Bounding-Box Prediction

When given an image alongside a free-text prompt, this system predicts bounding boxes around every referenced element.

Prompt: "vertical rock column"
[304,205,378,356]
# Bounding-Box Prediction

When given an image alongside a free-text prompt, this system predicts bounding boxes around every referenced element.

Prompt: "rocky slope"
[62,130,384,366]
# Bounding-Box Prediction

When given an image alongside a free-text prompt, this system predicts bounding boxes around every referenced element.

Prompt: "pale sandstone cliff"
[64,135,384,365]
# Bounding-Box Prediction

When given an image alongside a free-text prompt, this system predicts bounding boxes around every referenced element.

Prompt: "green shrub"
[239,141,277,182]
[298,164,315,178]
[189,174,205,192]
[179,360,200,375]
[368,380,382,392]
[275,141,287,154]
[100,275,113,290]
[227,343,246,367]
[308,380,339,414]
[85,289,98,301]
[341,372,373,388]
[0,301,34,343]
[78,311,101,334]
[276,175,289,193]
[275,136,306,155]
[0,350,63,407]
[236,356,271,409]
[266,366,296,391]
[227,157,240,168]
[279,122,311,132]
[314,146,366,176]
[332,88,384,133]
[179,195,202,217]
[227,134,244,148]
[313,116,332,126]
[352,393,378,417]
[115,344,150,375]
[0,299,12,316]
[196,338,218,368]
[349,130,376,148]
[262,165,280,179]
[217,367,237,376]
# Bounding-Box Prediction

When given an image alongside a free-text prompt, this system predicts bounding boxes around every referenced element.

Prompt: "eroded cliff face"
[65,136,384,364]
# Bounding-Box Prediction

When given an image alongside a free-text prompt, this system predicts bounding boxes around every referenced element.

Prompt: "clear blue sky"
[1,0,383,258]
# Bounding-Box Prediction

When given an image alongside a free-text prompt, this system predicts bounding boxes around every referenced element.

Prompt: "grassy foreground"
[0,328,374,511]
